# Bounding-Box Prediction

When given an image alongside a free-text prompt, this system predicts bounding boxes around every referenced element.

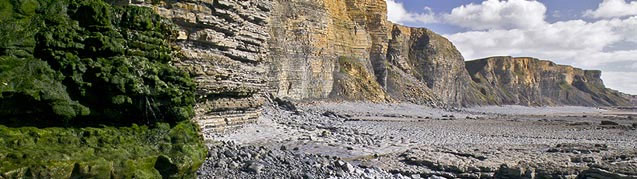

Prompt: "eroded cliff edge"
[265,0,628,107]
[467,56,630,106]
[129,0,629,134]
[267,0,474,106]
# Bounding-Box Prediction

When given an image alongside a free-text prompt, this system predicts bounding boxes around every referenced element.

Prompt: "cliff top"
[467,56,603,74]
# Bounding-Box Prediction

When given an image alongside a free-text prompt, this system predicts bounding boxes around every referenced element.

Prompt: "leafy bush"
[0,0,195,125]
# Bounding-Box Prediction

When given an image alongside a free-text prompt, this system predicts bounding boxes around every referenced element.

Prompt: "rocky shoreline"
[198,101,637,179]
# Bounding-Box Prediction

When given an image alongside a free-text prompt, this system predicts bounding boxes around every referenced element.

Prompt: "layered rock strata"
[267,0,472,106]
[128,0,630,134]
[385,25,476,106]
[466,56,630,106]
[128,0,273,137]
[266,0,628,107]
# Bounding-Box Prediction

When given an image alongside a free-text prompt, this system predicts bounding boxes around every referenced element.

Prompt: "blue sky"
[387,0,637,94]
[395,0,603,33]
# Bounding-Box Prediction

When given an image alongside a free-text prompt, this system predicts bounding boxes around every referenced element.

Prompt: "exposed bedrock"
[267,0,473,107]
[131,0,629,132]
[466,56,630,106]
[126,0,273,137]
[266,0,629,108]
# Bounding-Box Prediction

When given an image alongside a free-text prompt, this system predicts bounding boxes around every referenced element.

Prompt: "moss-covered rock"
[0,0,206,178]
[0,121,207,178]
[0,0,195,125]
[0,57,89,126]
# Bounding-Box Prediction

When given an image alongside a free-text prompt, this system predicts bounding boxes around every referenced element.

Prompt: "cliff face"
[128,0,273,137]
[120,0,472,137]
[266,0,627,107]
[385,25,475,106]
[130,0,630,134]
[466,57,630,106]
[267,0,471,106]
[267,0,386,101]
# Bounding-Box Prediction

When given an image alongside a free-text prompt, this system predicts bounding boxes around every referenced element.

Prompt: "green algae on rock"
[0,0,205,178]
[0,57,89,125]
[0,0,195,125]
[0,121,207,178]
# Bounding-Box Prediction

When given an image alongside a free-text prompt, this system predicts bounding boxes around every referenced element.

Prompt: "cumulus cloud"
[384,0,637,93]
[442,0,547,30]
[382,0,637,94]
[602,72,637,95]
[447,17,637,64]
[581,50,637,67]
[584,0,637,19]
[428,0,637,94]
[386,0,437,24]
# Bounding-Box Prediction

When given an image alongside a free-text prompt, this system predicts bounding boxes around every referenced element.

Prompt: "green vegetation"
[0,121,206,178]
[0,0,205,178]
[1,0,195,125]
[0,57,90,126]
[338,56,360,74]
[559,81,573,90]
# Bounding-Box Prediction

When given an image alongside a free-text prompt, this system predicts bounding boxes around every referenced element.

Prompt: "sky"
[386,0,637,95]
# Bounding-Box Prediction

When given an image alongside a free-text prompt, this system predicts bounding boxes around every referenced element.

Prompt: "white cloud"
[386,0,437,24]
[431,0,637,94]
[443,0,547,30]
[612,16,637,43]
[384,0,637,94]
[385,0,637,94]
[602,72,637,95]
[580,50,637,67]
[584,0,637,19]
[447,15,637,67]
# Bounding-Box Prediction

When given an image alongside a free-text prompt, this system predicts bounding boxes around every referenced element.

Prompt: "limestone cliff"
[267,0,472,106]
[267,0,383,101]
[385,25,476,106]
[266,0,626,107]
[128,0,631,134]
[466,56,630,106]
[127,0,272,137]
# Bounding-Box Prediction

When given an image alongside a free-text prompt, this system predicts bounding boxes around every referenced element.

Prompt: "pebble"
[601,121,619,125]
[200,103,637,179]
[343,163,355,173]
[246,162,264,174]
